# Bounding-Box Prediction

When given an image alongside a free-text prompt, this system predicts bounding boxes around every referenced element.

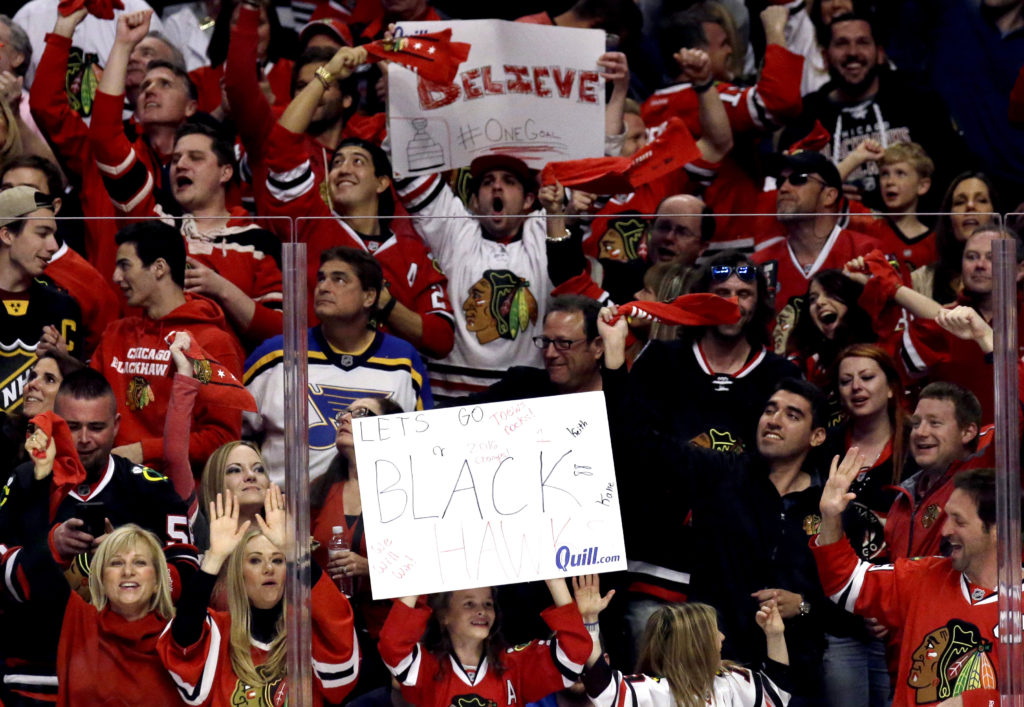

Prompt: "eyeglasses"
[532,336,584,351]
[778,172,827,188]
[335,406,377,424]
[710,264,757,283]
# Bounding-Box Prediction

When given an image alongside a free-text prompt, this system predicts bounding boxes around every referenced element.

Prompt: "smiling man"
[605,311,833,699]
[0,186,82,414]
[883,381,993,561]
[815,462,1006,707]
[89,221,243,470]
[780,11,967,208]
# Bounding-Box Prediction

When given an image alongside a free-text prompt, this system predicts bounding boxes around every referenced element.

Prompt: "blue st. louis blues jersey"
[243,327,432,483]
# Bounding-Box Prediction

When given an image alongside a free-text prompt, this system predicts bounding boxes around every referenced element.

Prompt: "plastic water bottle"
[328,526,353,596]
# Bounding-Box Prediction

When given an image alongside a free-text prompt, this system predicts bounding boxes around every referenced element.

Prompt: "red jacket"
[89,294,244,469]
[28,33,122,274]
[884,427,995,561]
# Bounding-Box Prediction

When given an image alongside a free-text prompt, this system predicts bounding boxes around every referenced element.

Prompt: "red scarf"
[164,331,258,412]
[58,0,123,19]
[611,293,741,327]
[362,30,472,84]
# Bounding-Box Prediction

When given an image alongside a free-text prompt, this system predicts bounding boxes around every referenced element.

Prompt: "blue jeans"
[822,633,892,707]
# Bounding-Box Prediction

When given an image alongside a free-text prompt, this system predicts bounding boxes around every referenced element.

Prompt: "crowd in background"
[0,0,1022,705]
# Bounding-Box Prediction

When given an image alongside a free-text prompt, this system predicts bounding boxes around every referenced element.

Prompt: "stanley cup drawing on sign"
[388,20,606,178]
[406,118,446,171]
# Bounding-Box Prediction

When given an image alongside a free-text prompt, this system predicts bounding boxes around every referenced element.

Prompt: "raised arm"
[817,446,866,546]
[97,11,152,100]
[278,46,367,135]
[598,51,629,155]
[165,332,200,518]
[675,49,733,162]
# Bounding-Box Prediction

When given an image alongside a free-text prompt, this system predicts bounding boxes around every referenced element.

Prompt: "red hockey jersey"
[812,538,1005,707]
[159,572,359,706]
[379,601,591,707]
[263,122,455,358]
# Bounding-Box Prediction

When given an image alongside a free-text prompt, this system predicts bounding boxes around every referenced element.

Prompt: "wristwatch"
[799,599,812,616]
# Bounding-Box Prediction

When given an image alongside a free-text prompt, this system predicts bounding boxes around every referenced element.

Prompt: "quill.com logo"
[554,545,620,571]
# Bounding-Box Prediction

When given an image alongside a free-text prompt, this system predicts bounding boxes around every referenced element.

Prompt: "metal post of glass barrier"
[993,235,1023,706]
[283,241,313,705]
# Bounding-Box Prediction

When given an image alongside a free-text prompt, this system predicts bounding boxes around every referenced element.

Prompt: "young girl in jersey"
[158,487,359,705]
[378,578,593,707]
[584,601,790,707]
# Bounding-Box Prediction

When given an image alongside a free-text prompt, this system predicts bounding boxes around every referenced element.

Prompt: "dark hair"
[685,250,773,347]
[115,220,187,288]
[545,295,602,341]
[57,368,115,404]
[318,246,383,295]
[823,11,883,48]
[174,121,238,187]
[789,269,876,371]
[424,588,507,680]
[918,381,982,433]
[657,6,719,78]
[291,46,359,110]
[207,0,292,67]
[144,59,199,101]
[309,397,404,508]
[773,377,828,430]
[932,171,999,304]
[953,467,996,529]
[0,154,64,197]
[36,350,77,379]
[835,343,908,483]
[331,137,394,216]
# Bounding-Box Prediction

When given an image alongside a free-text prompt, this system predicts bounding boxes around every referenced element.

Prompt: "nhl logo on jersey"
[126,376,154,410]
[921,504,941,528]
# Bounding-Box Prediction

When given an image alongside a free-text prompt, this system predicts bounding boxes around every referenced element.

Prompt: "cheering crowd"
[0,0,1022,704]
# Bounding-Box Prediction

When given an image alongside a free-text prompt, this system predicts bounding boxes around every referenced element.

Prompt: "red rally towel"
[539,118,701,195]
[58,0,125,19]
[362,30,472,85]
[786,120,831,154]
[611,293,741,327]
[164,331,258,412]
[28,411,87,522]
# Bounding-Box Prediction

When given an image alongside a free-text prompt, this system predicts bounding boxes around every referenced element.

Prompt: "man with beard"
[814,463,1006,707]
[751,150,879,321]
[780,11,966,209]
[609,251,800,663]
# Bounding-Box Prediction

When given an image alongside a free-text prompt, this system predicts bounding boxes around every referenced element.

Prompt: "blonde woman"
[159,487,359,705]
[584,602,790,707]
[56,524,182,705]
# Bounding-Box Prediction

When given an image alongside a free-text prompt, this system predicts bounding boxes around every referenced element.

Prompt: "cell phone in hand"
[75,501,106,537]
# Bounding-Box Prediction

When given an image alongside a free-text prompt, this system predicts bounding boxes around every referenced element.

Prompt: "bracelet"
[314,65,334,90]
[378,295,398,324]
[547,228,573,243]
[692,79,715,94]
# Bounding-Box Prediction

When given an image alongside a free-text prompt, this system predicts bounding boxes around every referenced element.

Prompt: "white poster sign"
[388,20,606,177]
[354,392,626,599]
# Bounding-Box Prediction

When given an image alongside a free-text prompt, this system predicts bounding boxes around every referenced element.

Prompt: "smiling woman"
[55,525,182,706]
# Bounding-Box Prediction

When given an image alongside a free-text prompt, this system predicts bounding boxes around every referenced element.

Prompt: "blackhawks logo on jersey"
[126,376,154,411]
[230,673,287,706]
[907,618,996,704]
[451,695,498,707]
[462,269,538,345]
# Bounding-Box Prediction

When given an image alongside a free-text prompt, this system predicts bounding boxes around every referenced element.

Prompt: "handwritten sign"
[355,392,626,599]
[387,20,606,178]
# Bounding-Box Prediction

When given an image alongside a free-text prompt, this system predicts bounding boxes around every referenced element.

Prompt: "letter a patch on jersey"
[506,680,517,704]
